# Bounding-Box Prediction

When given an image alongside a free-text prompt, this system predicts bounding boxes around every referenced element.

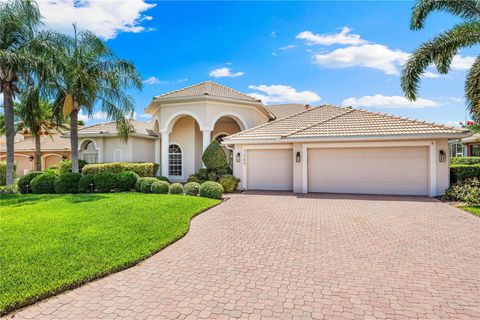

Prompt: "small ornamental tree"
[202,140,228,170]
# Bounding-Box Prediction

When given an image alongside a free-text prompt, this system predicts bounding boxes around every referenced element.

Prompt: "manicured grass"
[460,205,480,217]
[0,193,220,314]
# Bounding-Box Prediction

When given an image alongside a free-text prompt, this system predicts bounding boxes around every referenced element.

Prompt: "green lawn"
[0,193,220,314]
[460,205,480,217]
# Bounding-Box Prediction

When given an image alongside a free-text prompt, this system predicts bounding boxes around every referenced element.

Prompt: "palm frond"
[411,0,480,30]
[466,55,480,121]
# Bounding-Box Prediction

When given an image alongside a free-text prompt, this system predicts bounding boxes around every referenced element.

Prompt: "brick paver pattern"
[6,193,480,319]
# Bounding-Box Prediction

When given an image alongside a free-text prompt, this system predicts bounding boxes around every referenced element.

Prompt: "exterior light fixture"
[29,155,34,161]
[439,150,446,162]
[236,152,241,163]
[296,151,301,163]
[62,155,67,160]
[89,182,95,193]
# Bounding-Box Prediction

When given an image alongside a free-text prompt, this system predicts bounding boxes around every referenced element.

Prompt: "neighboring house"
[72,81,470,196]
[449,133,480,157]
[0,131,71,176]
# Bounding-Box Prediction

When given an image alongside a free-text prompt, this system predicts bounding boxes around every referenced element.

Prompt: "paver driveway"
[6,192,480,320]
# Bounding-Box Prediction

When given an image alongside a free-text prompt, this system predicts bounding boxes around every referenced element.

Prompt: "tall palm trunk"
[2,82,15,186]
[34,133,41,171]
[70,108,79,173]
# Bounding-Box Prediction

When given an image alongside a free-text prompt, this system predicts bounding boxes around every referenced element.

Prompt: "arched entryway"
[42,154,63,170]
[211,115,244,167]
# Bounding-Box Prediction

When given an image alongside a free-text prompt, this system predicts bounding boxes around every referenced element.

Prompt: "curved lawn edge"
[1,195,223,316]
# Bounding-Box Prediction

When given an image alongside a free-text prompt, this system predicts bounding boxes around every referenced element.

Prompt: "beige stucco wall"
[232,139,452,196]
[169,116,201,181]
[131,137,155,163]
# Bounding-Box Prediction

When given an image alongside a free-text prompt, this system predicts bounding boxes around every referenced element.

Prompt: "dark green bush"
[151,180,169,194]
[169,183,184,195]
[82,162,159,177]
[187,174,200,183]
[218,174,239,193]
[202,141,228,170]
[30,173,56,194]
[184,182,200,196]
[158,176,169,183]
[208,172,218,182]
[0,161,16,186]
[140,177,158,193]
[78,174,95,193]
[450,157,480,165]
[54,173,82,194]
[94,172,117,193]
[198,168,209,180]
[199,181,223,199]
[58,159,88,174]
[444,178,480,204]
[116,171,139,191]
[18,172,43,194]
[450,164,480,183]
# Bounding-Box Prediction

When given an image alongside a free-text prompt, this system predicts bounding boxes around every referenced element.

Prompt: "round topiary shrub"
[18,172,43,194]
[197,168,209,180]
[199,181,223,199]
[30,172,56,194]
[78,174,95,193]
[94,172,117,193]
[218,174,239,193]
[58,159,88,174]
[169,183,184,195]
[207,172,218,182]
[151,180,169,194]
[202,141,228,170]
[54,172,82,194]
[116,171,139,191]
[140,177,158,193]
[184,182,200,196]
[187,174,200,183]
[158,176,170,183]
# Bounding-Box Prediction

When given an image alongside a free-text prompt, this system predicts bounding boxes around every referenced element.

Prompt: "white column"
[429,141,437,197]
[202,129,212,152]
[161,132,169,178]
[154,138,161,176]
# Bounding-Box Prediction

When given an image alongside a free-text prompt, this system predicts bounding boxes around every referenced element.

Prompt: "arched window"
[81,140,98,163]
[169,144,182,177]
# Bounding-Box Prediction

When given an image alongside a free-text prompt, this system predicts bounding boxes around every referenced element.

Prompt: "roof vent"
[305,104,310,110]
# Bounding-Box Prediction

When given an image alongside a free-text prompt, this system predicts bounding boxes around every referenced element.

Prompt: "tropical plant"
[51,25,142,173]
[0,0,45,185]
[401,0,480,120]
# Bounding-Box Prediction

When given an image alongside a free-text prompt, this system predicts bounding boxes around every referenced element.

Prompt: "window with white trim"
[169,144,182,177]
[82,140,98,163]
[449,143,466,157]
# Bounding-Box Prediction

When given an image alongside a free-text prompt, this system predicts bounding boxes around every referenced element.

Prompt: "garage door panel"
[308,147,428,196]
[247,149,293,191]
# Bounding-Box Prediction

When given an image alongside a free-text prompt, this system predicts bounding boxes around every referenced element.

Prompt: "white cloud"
[209,67,245,78]
[451,55,475,70]
[78,111,108,122]
[443,121,464,128]
[296,27,367,46]
[37,0,155,40]
[248,85,321,104]
[422,71,440,78]
[279,45,297,50]
[138,113,151,119]
[270,31,277,38]
[342,94,440,108]
[313,44,409,75]
[143,76,160,85]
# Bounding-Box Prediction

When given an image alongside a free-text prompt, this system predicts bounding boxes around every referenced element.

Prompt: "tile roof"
[224,105,470,142]
[266,104,311,119]
[155,81,260,103]
[76,119,157,137]
[0,131,70,152]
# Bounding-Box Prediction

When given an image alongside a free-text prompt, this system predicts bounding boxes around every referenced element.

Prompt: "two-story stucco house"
[72,81,471,197]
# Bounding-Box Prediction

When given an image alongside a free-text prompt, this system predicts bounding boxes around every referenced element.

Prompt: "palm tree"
[401,0,480,120]
[0,0,43,185]
[51,26,142,172]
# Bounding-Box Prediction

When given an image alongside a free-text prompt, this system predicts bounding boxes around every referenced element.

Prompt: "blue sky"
[22,1,479,126]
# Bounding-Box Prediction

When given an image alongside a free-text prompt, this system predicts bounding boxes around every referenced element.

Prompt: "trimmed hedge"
[202,141,228,170]
[78,174,95,193]
[158,176,169,183]
[450,164,480,183]
[58,159,88,174]
[151,180,169,194]
[451,157,480,165]
[168,183,184,195]
[199,181,223,199]
[184,182,200,196]
[139,177,158,193]
[218,174,239,193]
[444,178,480,204]
[18,172,43,194]
[54,173,82,194]
[116,171,139,191]
[82,162,159,177]
[94,172,117,193]
[30,173,56,194]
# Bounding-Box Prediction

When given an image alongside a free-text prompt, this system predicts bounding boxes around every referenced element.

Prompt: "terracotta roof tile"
[0,131,70,152]
[77,119,157,137]
[266,104,311,119]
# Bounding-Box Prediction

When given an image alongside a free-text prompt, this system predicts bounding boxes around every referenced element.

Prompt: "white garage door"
[247,149,293,190]
[308,147,428,196]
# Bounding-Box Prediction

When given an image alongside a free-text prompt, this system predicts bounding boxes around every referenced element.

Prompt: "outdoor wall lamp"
[439,150,446,162]
[62,155,67,160]
[236,152,241,163]
[296,151,301,163]
[29,155,34,161]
